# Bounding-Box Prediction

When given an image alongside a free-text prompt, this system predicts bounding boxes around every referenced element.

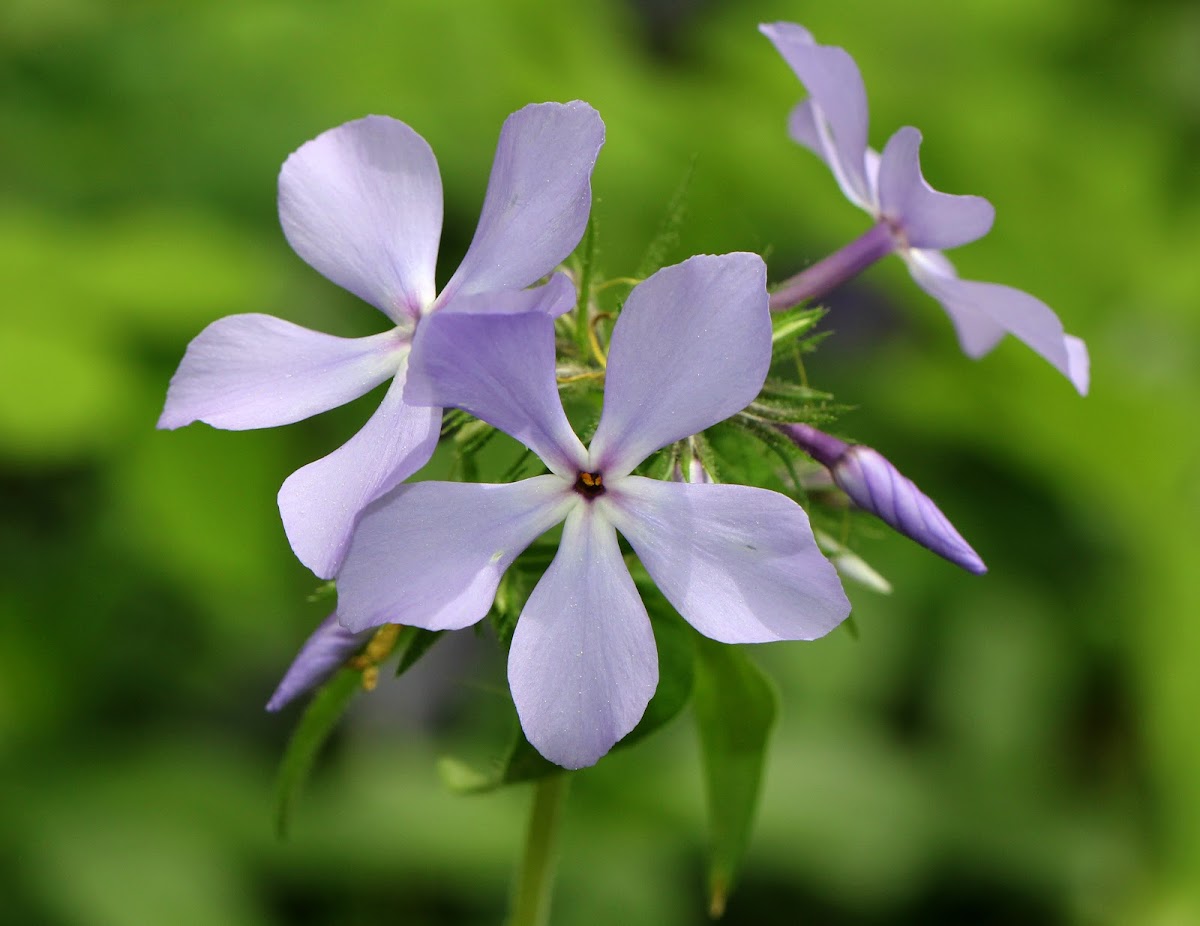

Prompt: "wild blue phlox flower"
[334,253,852,769]
[159,102,605,579]
[760,22,1088,395]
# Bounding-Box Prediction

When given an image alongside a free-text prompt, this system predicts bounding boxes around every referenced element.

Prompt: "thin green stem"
[508,774,571,926]
[574,219,597,356]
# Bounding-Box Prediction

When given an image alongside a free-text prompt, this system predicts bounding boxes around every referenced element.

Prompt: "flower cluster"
[161,23,1087,770]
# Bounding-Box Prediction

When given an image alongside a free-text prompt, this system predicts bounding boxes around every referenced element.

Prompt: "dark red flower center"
[573,471,606,499]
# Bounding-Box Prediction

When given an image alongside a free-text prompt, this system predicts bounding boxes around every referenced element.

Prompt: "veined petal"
[265,613,370,712]
[761,22,873,208]
[906,253,1083,393]
[407,310,588,478]
[337,476,575,633]
[604,478,850,643]
[279,116,442,322]
[833,447,987,574]
[439,271,576,319]
[278,359,441,579]
[905,250,1007,357]
[589,254,770,479]
[508,503,658,769]
[876,127,994,250]
[158,314,403,431]
[438,102,604,303]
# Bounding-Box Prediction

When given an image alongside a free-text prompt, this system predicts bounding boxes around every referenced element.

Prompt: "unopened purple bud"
[779,423,986,574]
[266,612,372,712]
[670,457,714,484]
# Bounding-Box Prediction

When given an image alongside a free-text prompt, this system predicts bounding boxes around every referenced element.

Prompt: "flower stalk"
[509,775,571,926]
[768,221,895,311]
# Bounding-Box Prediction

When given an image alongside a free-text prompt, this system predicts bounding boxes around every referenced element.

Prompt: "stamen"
[573,471,606,499]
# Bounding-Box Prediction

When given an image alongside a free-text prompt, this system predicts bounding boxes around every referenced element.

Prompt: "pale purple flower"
[760,22,1089,395]
[159,103,605,578]
[335,254,851,769]
[780,422,986,574]
[265,612,369,712]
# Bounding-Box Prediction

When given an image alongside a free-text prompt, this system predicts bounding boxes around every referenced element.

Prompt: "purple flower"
[265,612,370,712]
[335,254,851,769]
[159,103,605,578]
[760,22,1089,395]
[780,422,986,575]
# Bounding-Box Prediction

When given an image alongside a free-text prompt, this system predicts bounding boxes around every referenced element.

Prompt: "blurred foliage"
[2,0,1198,924]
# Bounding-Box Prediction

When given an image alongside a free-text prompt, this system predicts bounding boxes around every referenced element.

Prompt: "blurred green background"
[3,0,1198,923]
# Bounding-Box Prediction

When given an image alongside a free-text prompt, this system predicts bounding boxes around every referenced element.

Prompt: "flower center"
[573,470,606,499]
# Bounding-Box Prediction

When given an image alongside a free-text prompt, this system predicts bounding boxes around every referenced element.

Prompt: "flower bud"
[670,457,714,484]
[780,423,986,574]
[266,613,371,712]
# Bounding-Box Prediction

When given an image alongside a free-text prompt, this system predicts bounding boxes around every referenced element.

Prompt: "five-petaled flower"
[760,22,1089,395]
[334,253,852,769]
[158,102,605,578]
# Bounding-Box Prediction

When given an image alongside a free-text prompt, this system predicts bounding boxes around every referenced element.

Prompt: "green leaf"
[438,728,559,795]
[394,626,444,677]
[621,600,695,749]
[273,669,361,839]
[693,638,779,917]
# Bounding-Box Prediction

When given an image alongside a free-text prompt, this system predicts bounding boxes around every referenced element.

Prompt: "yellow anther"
[347,623,402,681]
[363,623,401,663]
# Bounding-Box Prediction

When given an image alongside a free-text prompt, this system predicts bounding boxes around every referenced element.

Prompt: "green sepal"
[693,638,779,918]
[722,415,806,493]
[393,625,445,677]
[273,668,361,839]
[770,305,824,356]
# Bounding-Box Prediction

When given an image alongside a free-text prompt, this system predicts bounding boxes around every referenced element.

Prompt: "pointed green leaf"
[693,638,779,917]
[273,668,362,839]
[622,590,695,749]
[394,626,445,676]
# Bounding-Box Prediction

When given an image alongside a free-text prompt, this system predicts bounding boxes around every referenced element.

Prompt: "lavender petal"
[833,446,987,574]
[508,504,658,769]
[265,613,370,712]
[279,116,443,322]
[158,315,403,431]
[337,476,575,633]
[1065,334,1091,396]
[438,102,604,304]
[876,127,995,250]
[906,254,1083,393]
[588,254,770,479]
[760,22,873,208]
[406,310,588,478]
[439,272,576,318]
[603,478,850,643]
[277,361,441,579]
